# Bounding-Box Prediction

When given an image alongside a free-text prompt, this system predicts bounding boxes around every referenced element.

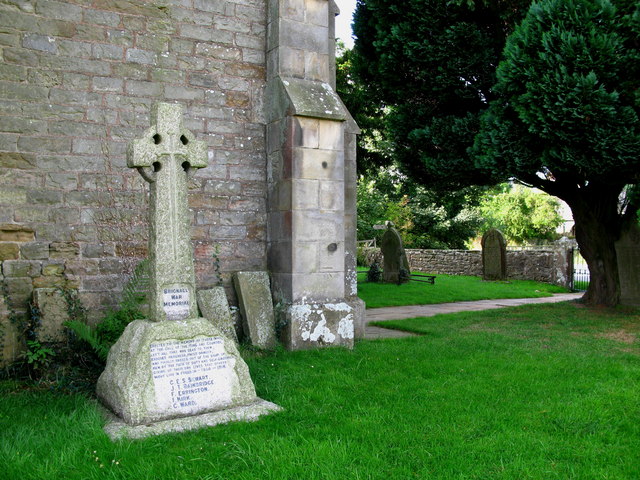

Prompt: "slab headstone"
[196,287,238,343]
[32,288,69,342]
[482,228,507,280]
[97,103,279,436]
[615,223,640,306]
[233,271,277,349]
[380,223,410,283]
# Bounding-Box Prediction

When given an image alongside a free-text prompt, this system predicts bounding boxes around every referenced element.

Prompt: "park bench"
[409,273,436,284]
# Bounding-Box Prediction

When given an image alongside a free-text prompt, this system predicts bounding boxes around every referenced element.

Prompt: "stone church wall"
[0,0,269,321]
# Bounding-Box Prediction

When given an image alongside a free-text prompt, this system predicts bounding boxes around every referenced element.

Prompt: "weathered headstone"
[615,223,640,306]
[32,288,69,342]
[97,103,279,438]
[482,228,507,280]
[233,271,277,349]
[196,288,238,343]
[380,223,410,283]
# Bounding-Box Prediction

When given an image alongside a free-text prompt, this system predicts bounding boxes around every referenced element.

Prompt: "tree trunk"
[569,188,622,307]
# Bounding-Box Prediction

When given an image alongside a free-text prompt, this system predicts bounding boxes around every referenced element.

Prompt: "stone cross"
[127,103,207,321]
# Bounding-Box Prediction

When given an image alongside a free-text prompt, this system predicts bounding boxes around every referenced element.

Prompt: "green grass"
[358,270,568,308]
[2,303,639,479]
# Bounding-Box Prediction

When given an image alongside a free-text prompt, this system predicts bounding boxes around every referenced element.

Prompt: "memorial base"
[97,318,271,426]
[280,301,356,350]
[101,398,281,440]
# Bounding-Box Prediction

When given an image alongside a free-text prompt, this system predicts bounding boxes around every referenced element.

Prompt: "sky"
[334,0,358,48]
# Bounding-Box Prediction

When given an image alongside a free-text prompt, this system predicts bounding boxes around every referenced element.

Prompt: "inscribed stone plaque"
[162,286,191,320]
[32,288,69,341]
[615,224,640,306]
[150,337,234,413]
[482,229,507,280]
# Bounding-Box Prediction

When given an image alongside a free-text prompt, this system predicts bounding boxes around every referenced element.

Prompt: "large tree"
[352,0,531,188]
[474,0,640,305]
[353,0,640,305]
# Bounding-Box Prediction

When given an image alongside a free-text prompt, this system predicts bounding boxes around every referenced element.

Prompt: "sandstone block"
[233,271,276,349]
[196,287,238,343]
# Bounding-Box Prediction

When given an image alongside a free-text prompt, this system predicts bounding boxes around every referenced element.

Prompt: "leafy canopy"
[352,0,531,188]
[474,0,640,192]
[478,184,563,244]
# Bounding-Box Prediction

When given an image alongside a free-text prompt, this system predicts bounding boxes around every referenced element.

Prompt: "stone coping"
[101,399,282,441]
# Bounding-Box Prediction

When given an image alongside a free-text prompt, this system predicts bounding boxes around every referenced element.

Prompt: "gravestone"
[233,271,277,349]
[32,288,69,342]
[615,223,640,306]
[380,223,410,283]
[482,229,507,280]
[97,103,279,438]
[196,288,238,343]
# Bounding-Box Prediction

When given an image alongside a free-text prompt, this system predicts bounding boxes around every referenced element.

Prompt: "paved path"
[364,293,583,340]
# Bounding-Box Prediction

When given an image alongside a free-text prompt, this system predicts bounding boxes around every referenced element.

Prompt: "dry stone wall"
[361,247,573,287]
[0,0,268,321]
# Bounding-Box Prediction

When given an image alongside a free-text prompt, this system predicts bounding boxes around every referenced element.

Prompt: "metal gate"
[571,248,590,291]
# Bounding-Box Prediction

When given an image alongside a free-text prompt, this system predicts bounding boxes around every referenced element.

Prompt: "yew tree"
[474,0,640,305]
[352,0,531,189]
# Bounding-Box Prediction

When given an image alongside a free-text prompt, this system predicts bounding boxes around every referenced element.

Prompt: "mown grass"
[357,270,569,308]
[2,302,639,479]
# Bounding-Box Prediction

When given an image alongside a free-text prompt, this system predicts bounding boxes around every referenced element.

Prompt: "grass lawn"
[2,302,639,479]
[358,270,569,308]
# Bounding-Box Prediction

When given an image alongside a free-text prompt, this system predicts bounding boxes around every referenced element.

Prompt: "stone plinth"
[97,318,259,426]
[281,300,355,350]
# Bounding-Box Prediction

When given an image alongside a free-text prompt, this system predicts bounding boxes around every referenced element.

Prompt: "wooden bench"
[409,273,436,284]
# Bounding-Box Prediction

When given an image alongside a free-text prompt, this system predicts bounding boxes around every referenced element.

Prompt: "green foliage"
[473,0,640,305]
[211,245,223,286]
[357,270,567,308]
[366,262,383,282]
[63,320,110,362]
[479,184,563,244]
[58,286,88,325]
[357,168,483,248]
[336,42,392,175]
[474,0,640,187]
[3,303,639,479]
[352,0,531,188]
[119,258,149,311]
[64,259,149,365]
[20,340,55,375]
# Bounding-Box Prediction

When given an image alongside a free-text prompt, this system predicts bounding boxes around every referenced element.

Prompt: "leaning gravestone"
[615,223,640,306]
[97,103,279,439]
[196,288,238,343]
[233,271,277,349]
[482,228,507,280]
[380,223,410,283]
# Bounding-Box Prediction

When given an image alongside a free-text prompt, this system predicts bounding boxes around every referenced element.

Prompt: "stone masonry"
[360,246,574,288]
[0,0,361,360]
[0,0,270,324]
[265,0,363,349]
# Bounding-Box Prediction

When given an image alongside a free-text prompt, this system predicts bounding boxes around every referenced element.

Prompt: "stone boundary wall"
[360,247,573,287]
